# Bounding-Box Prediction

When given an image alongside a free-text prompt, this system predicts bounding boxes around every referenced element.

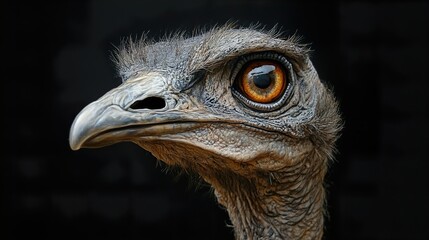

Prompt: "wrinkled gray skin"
[70,26,342,240]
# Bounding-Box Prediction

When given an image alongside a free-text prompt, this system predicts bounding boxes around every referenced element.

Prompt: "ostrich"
[69,26,341,240]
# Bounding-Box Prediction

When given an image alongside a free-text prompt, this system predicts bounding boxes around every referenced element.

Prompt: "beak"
[69,73,183,150]
[69,101,130,150]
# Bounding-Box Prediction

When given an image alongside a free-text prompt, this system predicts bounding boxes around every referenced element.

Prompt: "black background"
[1,1,428,240]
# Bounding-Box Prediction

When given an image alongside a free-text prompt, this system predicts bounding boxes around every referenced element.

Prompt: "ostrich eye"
[237,60,287,103]
[231,52,294,112]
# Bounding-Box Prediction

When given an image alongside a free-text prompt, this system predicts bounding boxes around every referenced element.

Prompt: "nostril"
[129,97,166,110]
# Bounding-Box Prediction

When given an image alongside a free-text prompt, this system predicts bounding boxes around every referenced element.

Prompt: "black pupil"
[249,65,276,89]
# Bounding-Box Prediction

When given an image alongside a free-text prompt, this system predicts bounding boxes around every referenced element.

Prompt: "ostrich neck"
[205,155,327,240]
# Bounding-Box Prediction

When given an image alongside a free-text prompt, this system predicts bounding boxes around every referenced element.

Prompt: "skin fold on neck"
[203,152,326,240]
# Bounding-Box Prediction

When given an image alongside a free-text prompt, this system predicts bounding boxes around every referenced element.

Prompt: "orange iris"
[237,60,287,103]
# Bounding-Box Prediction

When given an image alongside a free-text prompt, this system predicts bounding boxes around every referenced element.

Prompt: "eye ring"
[231,52,295,112]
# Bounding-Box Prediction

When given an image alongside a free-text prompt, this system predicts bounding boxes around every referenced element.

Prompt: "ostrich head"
[70,26,341,239]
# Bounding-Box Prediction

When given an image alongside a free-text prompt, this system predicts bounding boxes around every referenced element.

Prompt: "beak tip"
[69,128,83,151]
[69,141,81,151]
[68,101,117,151]
[69,110,89,151]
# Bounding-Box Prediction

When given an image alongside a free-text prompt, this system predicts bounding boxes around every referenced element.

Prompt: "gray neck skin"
[205,155,326,240]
